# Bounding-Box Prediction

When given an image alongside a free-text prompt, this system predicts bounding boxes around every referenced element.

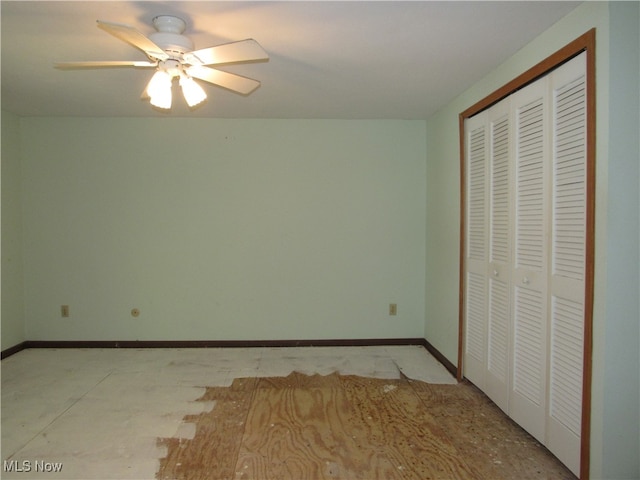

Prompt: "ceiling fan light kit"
[146,70,173,109]
[179,75,207,107]
[55,15,268,111]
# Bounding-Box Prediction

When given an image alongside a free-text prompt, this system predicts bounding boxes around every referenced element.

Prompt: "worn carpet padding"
[157,372,575,480]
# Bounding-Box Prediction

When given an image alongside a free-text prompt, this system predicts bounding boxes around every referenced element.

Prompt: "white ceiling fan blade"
[183,39,268,66]
[97,20,169,61]
[55,61,157,69]
[186,66,261,95]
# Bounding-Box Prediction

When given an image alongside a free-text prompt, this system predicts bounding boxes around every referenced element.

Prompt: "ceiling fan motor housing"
[149,15,194,57]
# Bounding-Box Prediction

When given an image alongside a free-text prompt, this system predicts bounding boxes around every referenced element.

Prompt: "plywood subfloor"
[157,372,575,480]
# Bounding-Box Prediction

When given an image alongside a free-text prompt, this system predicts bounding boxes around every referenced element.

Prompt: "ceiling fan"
[55,15,269,110]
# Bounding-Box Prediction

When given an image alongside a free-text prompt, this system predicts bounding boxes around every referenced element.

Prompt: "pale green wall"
[602,2,639,478]
[1,110,25,350]
[424,2,639,478]
[19,118,427,341]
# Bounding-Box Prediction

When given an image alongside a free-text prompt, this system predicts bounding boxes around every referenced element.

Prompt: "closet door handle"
[522,277,530,285]
[493,270,499,277]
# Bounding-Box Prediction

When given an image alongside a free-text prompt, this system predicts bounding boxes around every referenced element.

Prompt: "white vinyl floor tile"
[1,346,455,479]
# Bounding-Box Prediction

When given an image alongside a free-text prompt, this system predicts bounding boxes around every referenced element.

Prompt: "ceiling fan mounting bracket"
[149,15,193,57]
[152,15,186,34]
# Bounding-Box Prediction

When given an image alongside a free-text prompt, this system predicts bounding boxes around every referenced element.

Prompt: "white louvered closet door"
[462,52,587,477]
[463,111,489,388]
[546,52,587,475]
[508,77,549,444]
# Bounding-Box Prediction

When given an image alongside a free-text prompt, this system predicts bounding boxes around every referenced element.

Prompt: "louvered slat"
[490,116,510,263]
[466,272,486,362]
[513,286,544,405]
[488,278,509,381]
[553,77,586,280]
[468,126,486,261]
[515,99,545,271]
[550,297,584,435]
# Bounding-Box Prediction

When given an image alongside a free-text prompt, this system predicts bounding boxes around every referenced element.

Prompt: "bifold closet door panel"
[463,111,489,389]
[546,51,587,476]
[485,99,512,413]
[463,100,514,412]
[508,77,550,445]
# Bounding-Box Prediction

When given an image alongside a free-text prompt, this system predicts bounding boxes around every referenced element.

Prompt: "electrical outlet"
[61,305,70,317]
[389,303,397,316]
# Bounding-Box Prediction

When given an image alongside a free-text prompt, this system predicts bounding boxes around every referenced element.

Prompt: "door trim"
[457,29,595,480]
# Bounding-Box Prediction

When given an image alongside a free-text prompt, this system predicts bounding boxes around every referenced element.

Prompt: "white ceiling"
[1,1,581,119]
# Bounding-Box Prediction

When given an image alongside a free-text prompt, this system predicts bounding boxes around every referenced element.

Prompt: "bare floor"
[1,347,574,479]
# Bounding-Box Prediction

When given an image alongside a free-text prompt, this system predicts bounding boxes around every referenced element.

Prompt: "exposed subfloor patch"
[1,346,454,479]
[157,372,575,480]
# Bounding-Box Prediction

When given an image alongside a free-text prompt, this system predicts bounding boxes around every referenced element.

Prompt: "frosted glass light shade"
[147,71,172,109]
[180,76,207,107]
